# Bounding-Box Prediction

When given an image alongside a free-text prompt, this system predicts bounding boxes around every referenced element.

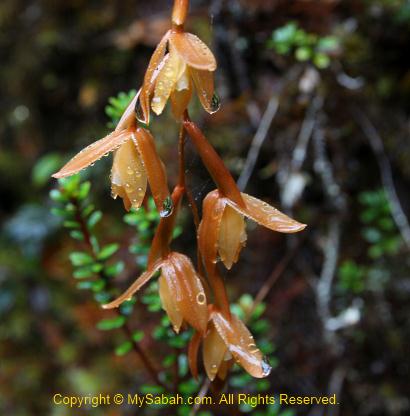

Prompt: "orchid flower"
[103,252,208,334]
[199,189,306,271]
[53,97,172,216]
[189,307,272,381]
[137,28,218,123]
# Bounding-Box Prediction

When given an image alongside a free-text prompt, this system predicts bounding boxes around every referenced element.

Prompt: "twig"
[237,95,280,191]
[246,237,306,322]
[291,95,323,172]
[355,110,410,250]
[316,218,341,346]
[189,378,211,416]
[313,124,346,211]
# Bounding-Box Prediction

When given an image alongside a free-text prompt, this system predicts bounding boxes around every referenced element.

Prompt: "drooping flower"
[52,102,171,215]
[188,307,271,381]
[198,190,306,271]
[103,252,208,334]
[137,29,218,124]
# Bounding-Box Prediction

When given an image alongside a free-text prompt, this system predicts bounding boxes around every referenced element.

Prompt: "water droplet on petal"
[160,195,174,218]
[196,292,206,305]
[261,358,272,377]
[127,166,133,175]
[210,92,221,113]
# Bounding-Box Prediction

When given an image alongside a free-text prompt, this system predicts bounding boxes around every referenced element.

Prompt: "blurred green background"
[1,0,410,415]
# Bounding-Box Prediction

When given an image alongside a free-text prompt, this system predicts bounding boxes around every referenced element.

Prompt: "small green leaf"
[98,243,120,261]
[70,252,94,267]
[33,153,63,187]
[73,266,94,279]
[105,261,125,277]
[88,211,102,228]
[96,316,126,331]
[50,189,66,203]
[115,341,133,356]
[91,279,106,292]
[70,230,84,241]
[63,220,81,229]
[78,181,91,200]
[132,330,144,343]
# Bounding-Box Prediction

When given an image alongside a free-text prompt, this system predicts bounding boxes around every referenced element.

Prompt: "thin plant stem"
[71,197,167,389]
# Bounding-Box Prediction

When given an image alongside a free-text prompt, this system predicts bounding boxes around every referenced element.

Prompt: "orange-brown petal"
[170,32,217,71]
[111,140,147,211]
[188,331,202,380]
[139,31,170,124]
[218,205,247,270]
[115,91,138,131]
[168,253,208,333]
[159,273,183,332]
[211,310,272,378]
[53,129,132,179]
[151,47,186,115]
[203,324,227,381]
[227,193,307,233]
[198,190,226,275]
[102,260,164,309]
[170,71,192,119]
[133,128,171,216]
[190,68,215,113]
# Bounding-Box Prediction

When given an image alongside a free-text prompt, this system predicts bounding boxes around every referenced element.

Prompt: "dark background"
[1,0,410,415]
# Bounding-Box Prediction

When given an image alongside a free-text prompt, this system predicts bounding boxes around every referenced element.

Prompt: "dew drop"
[127,166,133,175]
[210,364,218,374]
[196,292,206,305]
[261,358,272,377]
[210,92,221,113]
[160,195,174,218]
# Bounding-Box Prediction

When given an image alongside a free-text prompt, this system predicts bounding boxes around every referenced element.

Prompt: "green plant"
[268,22,340,69]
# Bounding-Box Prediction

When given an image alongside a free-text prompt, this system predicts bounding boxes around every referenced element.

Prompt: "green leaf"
[32,153,63,187]
[104,261,125,277]
[115,341,133,356]
[73,266,94,279]
[77,281,93,290]
[313,52,331,68]
[178,380,198,395]
[50,189,66,203]
[70,230,84,241]
[88,211,102,228]
[78,181,91,200]
[69,252,94,267]
[96,316,126,331]
[91,279,106,292]
[63,220,81,229]
[94,292,111,304]
[132,330,144,343]
[51,207,68,218]
[82,204,95,217]
[98,243,119,261]
[295,46,311,61]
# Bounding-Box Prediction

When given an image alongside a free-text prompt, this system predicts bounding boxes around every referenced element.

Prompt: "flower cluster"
[53,0,306,382]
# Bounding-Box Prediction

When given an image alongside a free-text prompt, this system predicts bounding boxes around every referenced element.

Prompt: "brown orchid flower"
[198,189,306,271]
[53,97,172,216]
[136,27,218,124]
[102,252,208,334]
[189,307,271,381]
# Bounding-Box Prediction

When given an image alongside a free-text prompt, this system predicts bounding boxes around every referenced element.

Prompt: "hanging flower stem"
[183,115,245,208]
